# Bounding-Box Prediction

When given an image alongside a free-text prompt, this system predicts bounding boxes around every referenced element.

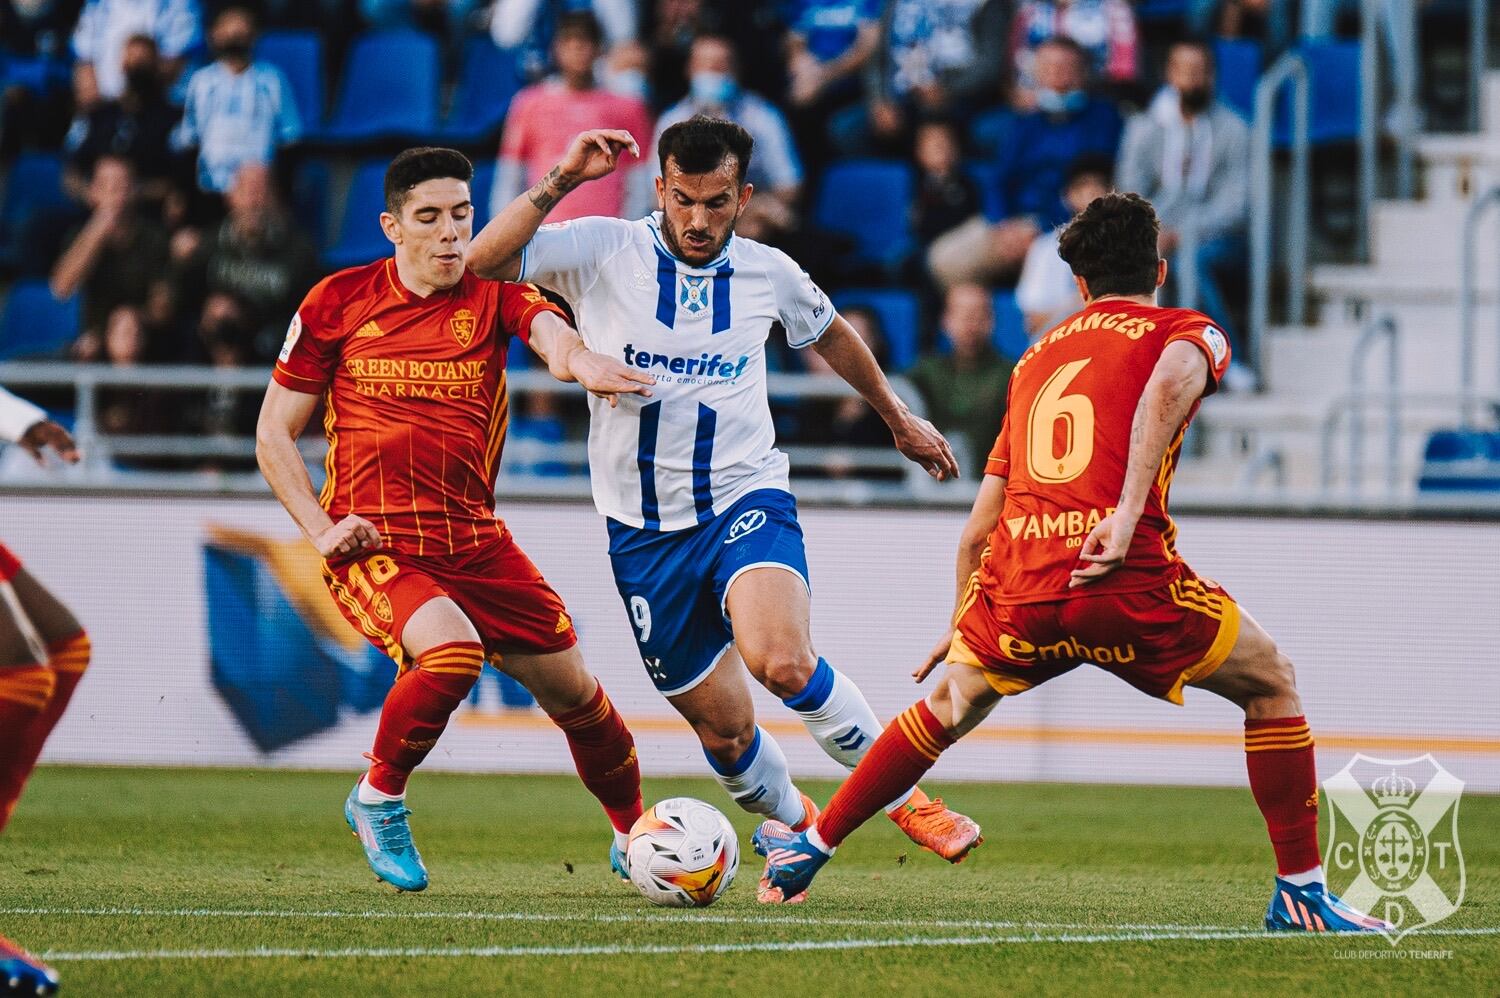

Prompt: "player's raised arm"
[812,316,960,482]
[0,385,79,465]
[1070,339,1208,588]
[527,310,656,408]
[466,128,639,281]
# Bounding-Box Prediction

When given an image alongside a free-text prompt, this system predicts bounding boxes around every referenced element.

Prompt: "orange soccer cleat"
[888,788,983,863]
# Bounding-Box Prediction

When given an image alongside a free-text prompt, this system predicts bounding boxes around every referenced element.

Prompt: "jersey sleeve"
[272,280,341,394]
[499,282,567,346]
[518,215,634,303]
[985,413,1011,478]
[767,248,835,349]
[1164,311,1232,396]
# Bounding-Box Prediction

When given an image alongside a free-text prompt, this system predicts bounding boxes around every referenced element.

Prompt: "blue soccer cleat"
[1265,878,1392,932]
[609,840,630,882]
[1,934,59,996]
[751,820,831,904]
[344,782,429,892]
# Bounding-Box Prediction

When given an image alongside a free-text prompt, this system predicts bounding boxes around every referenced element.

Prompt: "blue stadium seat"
[1214,38,1261,121]
[1136,0,1188,21]
[812,160,915,274]
[0,152,70,269]
[1417,429,1500,492]
[832,288,921,371]
[323,159,390,270]
[0,280,80,359]
[1275,40,1361,147]
[969,107,1016,163]
[291,158,331,250]
[992,290,1028,362]
[325,29,440,141]
[257,30,324,139]
[440,37,522,144]
[964,161,1005,223]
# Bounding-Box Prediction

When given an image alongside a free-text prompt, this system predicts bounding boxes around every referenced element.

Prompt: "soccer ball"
[626,797,739,908]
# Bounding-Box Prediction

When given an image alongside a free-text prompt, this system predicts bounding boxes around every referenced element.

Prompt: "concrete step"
[1263,320,1500,396]
[1418,133,1500,203]
[1370,198,1500,273]
[1311,261,1499,304]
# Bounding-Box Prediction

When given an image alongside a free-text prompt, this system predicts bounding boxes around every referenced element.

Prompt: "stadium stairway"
[1179,69,1500,501]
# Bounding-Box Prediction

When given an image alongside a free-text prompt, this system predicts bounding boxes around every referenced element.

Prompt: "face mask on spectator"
[1178,86,1212,115]
[602,67,649,100]
[124,66,160,98]
[690,72,738,108]
[1035,87,1088,115]
[218,35,254,61]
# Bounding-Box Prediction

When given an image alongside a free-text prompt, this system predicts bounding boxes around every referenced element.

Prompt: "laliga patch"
[1202,325,1228,365]
[278,312,302,363]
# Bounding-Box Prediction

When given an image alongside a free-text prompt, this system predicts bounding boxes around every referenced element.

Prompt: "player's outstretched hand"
[1069,510,1138,587]
[315,514,382,559]
[18,419,79,465]
[913,628,955,682]
[569,350,656,408]
[558,129,640,185]
[892,413,960,481]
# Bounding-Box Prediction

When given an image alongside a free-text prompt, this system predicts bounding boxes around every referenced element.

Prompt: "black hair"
[1057,192,1161,298]
[555,10,603,46]
[1036,35,1089,67]
[657,114,755,186]
[1064,154,1115,189]
[384,147,473,215]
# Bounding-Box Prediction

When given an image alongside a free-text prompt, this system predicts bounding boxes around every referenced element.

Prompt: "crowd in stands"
[1,0,1398,476]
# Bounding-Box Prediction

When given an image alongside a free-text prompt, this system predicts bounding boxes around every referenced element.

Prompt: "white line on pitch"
[38,926,1500,963]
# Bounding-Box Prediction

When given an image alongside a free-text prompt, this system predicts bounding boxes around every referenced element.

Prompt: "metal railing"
[1356,0,1424,259]
[1318,312,1399,498]
[1459,185,1500,428]
[1470,0,1490,134]
[1249,51,1311,375]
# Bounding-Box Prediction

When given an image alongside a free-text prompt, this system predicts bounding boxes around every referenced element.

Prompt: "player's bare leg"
[727,567,981,862]
[1189,607,1390,932]
[754,660,998,902]
[498,646,643,877]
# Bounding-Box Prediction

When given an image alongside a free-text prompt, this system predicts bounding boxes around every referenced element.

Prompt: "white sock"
[613,829,630,852]
[705,725,806,826]
[805,826,834,855]
[356,774,404,805]
[1282,865,1324,887]
[783,659,914,813]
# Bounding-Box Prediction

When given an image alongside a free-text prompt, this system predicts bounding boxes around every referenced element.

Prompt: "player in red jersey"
[0,386,86,994]
[754,193,1390,932]
[256,147,655,892]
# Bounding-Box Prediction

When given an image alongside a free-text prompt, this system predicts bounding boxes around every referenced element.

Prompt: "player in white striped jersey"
[469,119,983,892]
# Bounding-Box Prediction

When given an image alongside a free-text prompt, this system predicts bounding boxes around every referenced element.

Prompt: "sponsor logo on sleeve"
[278,313,303,363]
[1202,325,1229,365]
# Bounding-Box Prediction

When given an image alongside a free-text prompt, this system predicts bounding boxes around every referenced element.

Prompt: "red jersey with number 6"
[979,299,1231,605]
[272,259,565,557]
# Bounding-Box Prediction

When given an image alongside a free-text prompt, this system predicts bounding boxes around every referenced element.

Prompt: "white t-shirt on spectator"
[1015,227,1081,334]
[73,0,201,100]
[174,60,302,192]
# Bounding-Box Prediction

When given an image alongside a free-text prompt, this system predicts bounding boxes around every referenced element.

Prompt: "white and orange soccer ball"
[626,797,739,908]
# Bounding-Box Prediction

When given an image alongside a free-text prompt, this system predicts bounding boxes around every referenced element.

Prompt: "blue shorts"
[606,488,810,697]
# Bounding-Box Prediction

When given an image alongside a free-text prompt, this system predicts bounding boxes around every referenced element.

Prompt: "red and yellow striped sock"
[366,641,484,796]
[1245,715,1321,876]
[550,682,642,835]
[816,699,954,849]
[0,664,57,833]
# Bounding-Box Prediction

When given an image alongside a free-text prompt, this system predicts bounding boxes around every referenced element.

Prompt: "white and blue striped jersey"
[519,212,836,531]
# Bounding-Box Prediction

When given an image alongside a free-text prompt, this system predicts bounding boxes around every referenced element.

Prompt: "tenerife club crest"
[679,274,710,315]
[1324,754,1465,941]
[450,307,477,347]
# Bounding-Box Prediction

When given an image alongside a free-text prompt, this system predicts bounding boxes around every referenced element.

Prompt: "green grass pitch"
[2,767,1495,996]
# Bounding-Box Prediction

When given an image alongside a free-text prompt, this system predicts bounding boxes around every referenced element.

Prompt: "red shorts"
[321,529,576,673]
[948,562,1240,705]
[0,543,19,583]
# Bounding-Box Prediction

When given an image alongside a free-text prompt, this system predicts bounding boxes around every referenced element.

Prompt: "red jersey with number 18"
[272,259,565,557]
[979,299,1231,605]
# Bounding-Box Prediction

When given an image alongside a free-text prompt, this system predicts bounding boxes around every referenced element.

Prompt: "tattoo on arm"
[527,166,579,214]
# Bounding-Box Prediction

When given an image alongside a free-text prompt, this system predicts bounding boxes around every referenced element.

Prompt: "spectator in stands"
[64,33,181,198]
[1009,0,1138,109]
[910,118,980,251]
[71,0,201,108]
[927,37,1121,288]
[49,155,171,366]
[640,34,801,241]
[793,305,896,478]
[1116,39,1250,375]
[1190,0,1292,56]
[173,162,318,365]
[491,0,637,81]
[173,6,301,195]
[361,0,483,48]
[490,11,652,222]
[906,283,1013,476]
[0,0,80,152]
[1015,154,1110,336]
[832,0,1009,156]
[642,0,704,110]
[782,0,880,169]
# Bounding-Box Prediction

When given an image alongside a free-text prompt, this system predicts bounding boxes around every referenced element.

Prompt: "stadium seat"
[969,107,1016,163]
[832,288,922,371]
[1135,0,1188,21]
[256,30,324,138]
[812,160,915,275]
[1214,38,1261,121]
[992,290,1028,362]
[964,161,1005,223]
[1417,429,1500,492]
[324,29,440,141]
[440,37,522,145]
[0,152,70,270]
[323,159,390,270]
[1275,40,1361,147]
[291,158,331,250]
[0,280,80,359]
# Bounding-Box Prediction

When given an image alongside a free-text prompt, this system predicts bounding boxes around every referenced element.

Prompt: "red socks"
[551,683,643,835]
[817,699,954,848]
[1245,715,1322,876]
[0,631,90,834]
[366,642,485,796]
